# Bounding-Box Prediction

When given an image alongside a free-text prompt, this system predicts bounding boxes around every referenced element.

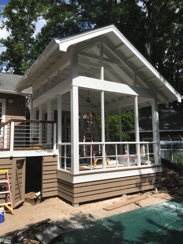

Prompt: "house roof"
[16,25,181,103]
[0,72,31,95]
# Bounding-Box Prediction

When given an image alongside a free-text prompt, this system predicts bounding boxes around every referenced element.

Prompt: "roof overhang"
[15,25,182,103]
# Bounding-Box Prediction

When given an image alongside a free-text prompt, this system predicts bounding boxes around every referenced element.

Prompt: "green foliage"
[0,0,182,94]
[0,0,48,74]
[172,150,183,164]
[108,111,134,141]
[141,0,183,93]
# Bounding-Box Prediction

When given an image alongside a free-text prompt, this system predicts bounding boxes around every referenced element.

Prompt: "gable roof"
[16,25,181,103]
[0,72,31,95]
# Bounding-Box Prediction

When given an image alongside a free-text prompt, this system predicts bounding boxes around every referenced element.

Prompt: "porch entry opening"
[25,157,42,193]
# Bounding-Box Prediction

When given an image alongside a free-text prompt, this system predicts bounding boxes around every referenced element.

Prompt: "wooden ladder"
[0,169,13,214]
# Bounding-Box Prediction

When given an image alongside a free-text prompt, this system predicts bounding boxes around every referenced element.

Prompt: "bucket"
[0,207,5,223]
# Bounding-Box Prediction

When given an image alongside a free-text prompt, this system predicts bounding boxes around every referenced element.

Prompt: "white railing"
[58,141,156,172]
[160,141,183,163]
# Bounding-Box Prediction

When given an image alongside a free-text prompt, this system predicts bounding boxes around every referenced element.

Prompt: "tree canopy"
[0,0,182,94]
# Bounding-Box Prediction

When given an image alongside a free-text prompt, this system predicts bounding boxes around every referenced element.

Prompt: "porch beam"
[73,76,137,96]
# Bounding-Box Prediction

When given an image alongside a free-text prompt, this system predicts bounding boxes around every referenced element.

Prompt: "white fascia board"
[73,76,137,96]
[56,25,115,52]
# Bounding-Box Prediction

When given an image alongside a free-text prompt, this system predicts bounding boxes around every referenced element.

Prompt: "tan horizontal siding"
[58,173,162,205]
[0,157,25,208]
[42,156,58,198]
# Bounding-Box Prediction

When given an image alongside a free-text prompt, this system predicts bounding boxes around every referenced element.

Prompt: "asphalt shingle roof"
[0,72,31,94]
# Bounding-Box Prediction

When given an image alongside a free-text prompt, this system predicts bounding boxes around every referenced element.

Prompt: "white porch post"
[101,91,106,168]
[57,95,62,144]
[100,41,106,168]
[71,86,79,174]
[71,47,79,174]
[134,96,140,166]
[151,98,160,164]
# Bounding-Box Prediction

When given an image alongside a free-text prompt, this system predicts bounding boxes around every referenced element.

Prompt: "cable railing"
[0,119,56,151]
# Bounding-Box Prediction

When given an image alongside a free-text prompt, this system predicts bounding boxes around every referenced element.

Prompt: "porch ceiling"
[16,25,181,104]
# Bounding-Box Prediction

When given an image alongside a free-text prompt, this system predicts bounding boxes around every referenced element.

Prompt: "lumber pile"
[103,195,148,211]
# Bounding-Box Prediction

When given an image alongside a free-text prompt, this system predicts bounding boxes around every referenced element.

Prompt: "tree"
[1,0,182,94]
[70,0,147,55]
[35,0,92,56]
[108,111,135,141]
[0,0,48,74]
[141,0,183,93]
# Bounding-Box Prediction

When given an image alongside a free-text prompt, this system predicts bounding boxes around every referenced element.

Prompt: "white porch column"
[134,96,140,166]
[57,95,62,144]
[71,86,79,174]
[71,46,79,174]
[151,98,160,164]
[101,91,106,168]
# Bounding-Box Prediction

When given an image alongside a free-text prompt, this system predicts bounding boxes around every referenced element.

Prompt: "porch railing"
[0,119,56,152]
[58,141,156,172]
[160,140,183,163]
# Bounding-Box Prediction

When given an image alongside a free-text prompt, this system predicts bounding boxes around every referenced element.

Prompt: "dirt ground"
[0,190,172,238]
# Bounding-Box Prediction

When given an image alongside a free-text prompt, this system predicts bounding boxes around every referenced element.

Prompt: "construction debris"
[103,195,148,211]
[1,219,65,244]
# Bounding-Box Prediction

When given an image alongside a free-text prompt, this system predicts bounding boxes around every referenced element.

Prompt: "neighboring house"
[0,72,25,123]
[1,25,182,207]
[0,72,32,208]
[0,73,27,148]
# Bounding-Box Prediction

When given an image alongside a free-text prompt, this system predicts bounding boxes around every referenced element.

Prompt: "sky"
[0,0,10,53]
